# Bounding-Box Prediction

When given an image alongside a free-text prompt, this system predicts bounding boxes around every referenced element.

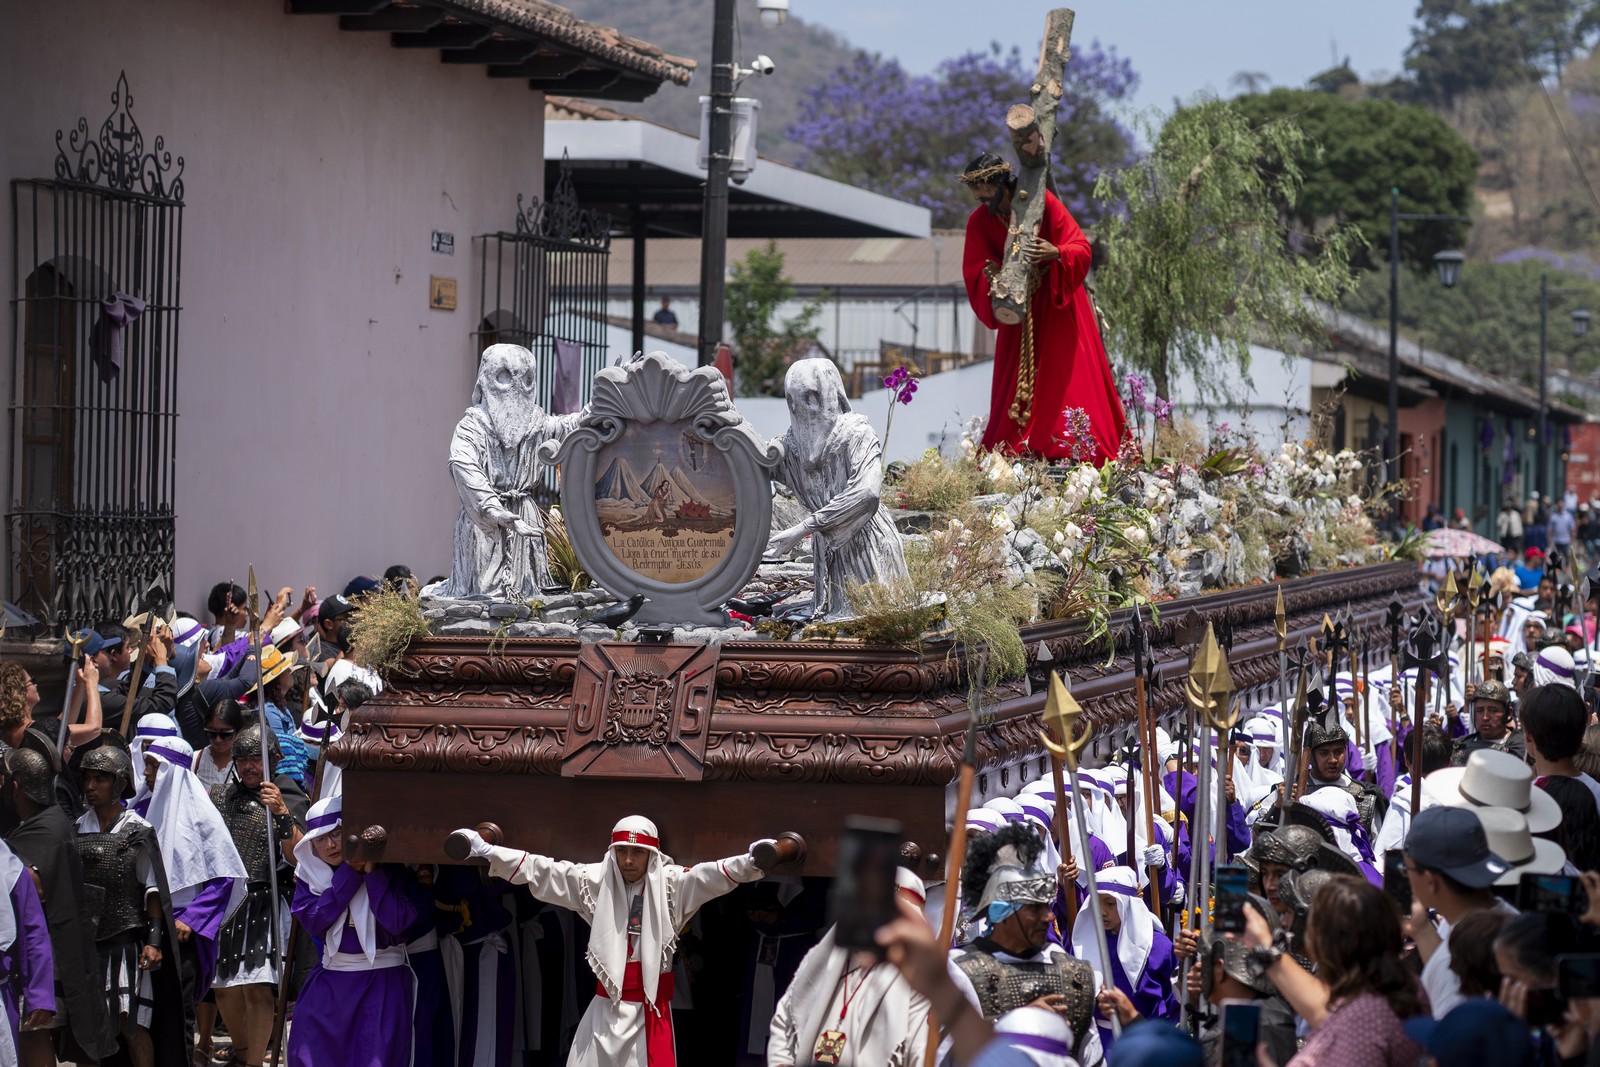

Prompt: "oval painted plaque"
[594,422,737,585]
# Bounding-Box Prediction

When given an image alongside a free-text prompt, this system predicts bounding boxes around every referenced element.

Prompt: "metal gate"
[7,72,184,629]
[475,152,611,419]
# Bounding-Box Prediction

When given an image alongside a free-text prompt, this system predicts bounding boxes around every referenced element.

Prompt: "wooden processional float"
[327,354,1423,879]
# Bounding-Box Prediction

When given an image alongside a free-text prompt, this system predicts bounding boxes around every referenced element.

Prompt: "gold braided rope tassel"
[1009,308,1036,426]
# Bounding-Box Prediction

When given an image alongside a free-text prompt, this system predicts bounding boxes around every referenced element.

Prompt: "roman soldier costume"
[211,726,307,989]
[952,827,1098,1065]
[1302,718,1387,837]
[74,743,189,1056]
[3,744,118,1061]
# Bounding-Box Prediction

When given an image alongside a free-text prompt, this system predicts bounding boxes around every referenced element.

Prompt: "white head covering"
[1333,673,1394,767]
[143,737,249,898]
[131,713,184,804]
[1299,786,1375,866]
[591,815,675,1008]
[995,1004,1078,1067]
[1015,795,1061,869]
[1070,865,1155,991]
[292,795,376,964]
[1534,646,1578,689]
[986,797,1027,825]
[298,702,342,801]
[966,809,1004,834]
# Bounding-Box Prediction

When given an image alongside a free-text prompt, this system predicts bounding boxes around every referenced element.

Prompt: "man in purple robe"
[1162,762,1250,870]
[288,795,419,1067]
[141,737,247,1003]
[0,837,53,1062]
[1071,866,1179,1058]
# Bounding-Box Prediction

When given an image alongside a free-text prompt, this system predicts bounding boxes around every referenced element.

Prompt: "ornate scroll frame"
[543,352,781,625]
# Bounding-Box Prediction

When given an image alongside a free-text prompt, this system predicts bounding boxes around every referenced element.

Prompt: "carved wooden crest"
[563,642,720,779]
[542,352,781,625]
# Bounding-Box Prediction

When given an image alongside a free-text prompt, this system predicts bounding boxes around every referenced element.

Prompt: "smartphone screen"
[1384,849,1412,913]
[1559,955,1600,999]
[1518,874,1587,918]
[830,816,903,953]
[1220,1002,1262,1067]
[1214,865,1250,934]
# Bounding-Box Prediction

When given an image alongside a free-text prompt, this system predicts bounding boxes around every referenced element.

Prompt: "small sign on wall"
[430,275,457,311]
[431,230,455,255]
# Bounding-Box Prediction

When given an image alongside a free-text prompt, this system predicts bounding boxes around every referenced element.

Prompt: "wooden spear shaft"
[1133,670,1160,919]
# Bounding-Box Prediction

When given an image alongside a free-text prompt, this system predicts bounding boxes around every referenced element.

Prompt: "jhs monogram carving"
[602,670,677,746]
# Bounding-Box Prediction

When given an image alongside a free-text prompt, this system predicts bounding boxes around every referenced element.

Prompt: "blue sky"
[786,0,1418,118]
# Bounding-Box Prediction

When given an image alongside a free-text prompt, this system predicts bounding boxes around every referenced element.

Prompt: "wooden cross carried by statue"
[988,8,1075,327]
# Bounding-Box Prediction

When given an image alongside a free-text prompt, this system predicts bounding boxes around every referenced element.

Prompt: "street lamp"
[1432,249,1465,289]
[1386,186,1470,515]
[697,0,791,367]
[1535,274,1595,500]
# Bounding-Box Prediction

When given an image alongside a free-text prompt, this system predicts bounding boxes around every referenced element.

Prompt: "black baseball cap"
[1406,807,1510,888]
[318,594,357,622]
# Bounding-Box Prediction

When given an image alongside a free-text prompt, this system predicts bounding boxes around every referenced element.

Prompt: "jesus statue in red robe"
[960,153,1128,464]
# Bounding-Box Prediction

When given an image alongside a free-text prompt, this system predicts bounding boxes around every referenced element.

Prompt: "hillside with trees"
[554,0,864,163]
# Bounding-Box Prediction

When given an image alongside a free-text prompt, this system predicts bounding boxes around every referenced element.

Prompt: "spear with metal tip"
[1040,671,1119,1039]
[1206,635,1239,879]
[56,628,92,756]
[246,568,285,983]
[1404,611,1448,816]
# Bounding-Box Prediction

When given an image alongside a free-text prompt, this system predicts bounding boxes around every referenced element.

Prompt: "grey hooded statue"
[767,358,908,620]
[431,344,581,600]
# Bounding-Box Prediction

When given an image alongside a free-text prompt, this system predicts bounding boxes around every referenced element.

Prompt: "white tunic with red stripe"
[485,838,763,1067]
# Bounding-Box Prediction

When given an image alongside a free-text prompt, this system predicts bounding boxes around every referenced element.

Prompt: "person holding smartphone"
[1237,875,1426,1066]
[1404,806,1515,1019]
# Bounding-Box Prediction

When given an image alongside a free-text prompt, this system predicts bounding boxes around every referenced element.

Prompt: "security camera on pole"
[697,0,791,368]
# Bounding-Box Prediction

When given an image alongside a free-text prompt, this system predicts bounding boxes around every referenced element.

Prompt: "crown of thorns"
[958,160,1014,185]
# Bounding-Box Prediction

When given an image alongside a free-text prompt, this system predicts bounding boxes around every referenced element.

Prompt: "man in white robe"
[768,868,933,1066]
[455,816,773,1066]
[767,358,908,621]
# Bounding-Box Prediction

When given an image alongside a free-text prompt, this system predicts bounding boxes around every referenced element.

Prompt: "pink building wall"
[1,0,548,617]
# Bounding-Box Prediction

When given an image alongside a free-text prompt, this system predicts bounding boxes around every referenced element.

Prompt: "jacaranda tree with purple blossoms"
[788,42,1138,229]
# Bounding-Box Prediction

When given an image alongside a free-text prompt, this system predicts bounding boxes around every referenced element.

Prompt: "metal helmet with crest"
[960,822,1055,921]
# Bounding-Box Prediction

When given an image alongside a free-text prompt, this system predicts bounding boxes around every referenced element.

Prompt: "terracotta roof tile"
[441,0,696,84]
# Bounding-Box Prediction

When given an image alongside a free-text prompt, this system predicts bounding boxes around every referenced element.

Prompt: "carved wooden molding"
[328,562,1421,787]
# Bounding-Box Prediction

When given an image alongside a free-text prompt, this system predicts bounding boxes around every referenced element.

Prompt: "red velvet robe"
[963,190,1129,463]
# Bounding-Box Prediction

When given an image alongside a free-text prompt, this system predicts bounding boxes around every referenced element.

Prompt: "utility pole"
[696,0,736,367]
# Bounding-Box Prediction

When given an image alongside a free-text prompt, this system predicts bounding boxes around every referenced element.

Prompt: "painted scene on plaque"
[594,421,737,584]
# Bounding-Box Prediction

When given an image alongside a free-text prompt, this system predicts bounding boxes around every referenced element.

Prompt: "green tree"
[1091,101,1358,402]
[1342,258,1600,382]
[725,240,826,398]
[1231,89,1479,273]
[1402,0,1600,105]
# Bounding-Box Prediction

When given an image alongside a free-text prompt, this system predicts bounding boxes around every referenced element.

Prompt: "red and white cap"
[610,815,661,852]
[894,866,926,906]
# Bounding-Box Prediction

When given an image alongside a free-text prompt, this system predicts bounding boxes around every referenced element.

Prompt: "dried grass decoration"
[348,586,430,680]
